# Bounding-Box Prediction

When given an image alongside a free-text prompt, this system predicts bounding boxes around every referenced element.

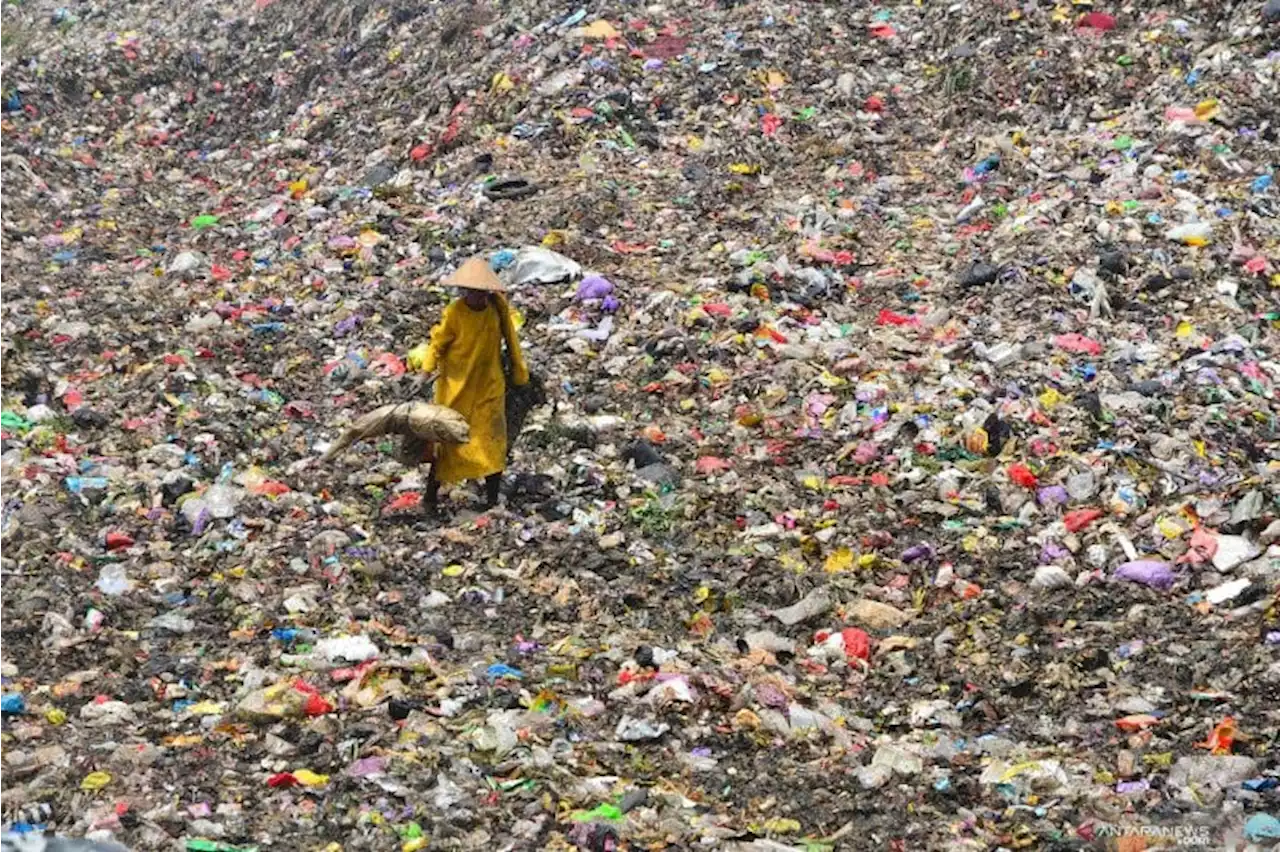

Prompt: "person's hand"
[406,343,430,373]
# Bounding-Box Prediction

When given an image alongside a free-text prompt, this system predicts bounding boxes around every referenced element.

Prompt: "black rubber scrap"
[982,411,1013,456]
[589,825,620,852]
[483,177,540,201]
[1098,249,1128,276]
[957,261,1000,288]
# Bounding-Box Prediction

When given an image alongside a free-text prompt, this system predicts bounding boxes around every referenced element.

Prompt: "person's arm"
[494,294,529,386]
[407,305,456,375]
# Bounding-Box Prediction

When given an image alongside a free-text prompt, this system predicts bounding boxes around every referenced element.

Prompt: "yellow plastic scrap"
[1194,99,1220,121]
[293,769,330,787]
[964,427,990,455]
[761,69,787,90]
[1000,761,1043,782]
[684,306,708,325]
[1156,517,1187,539]
[728,163,760,175]
[778,553,806,574]
[824,548,854,573]
[80,771,112,791]
[817,370,847,388]
[579,19,620,39]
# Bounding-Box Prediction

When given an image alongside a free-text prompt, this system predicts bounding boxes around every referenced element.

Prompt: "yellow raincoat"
[412,294,528,484]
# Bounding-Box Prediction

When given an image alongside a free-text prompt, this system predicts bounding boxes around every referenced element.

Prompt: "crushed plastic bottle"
[93,565,131,596]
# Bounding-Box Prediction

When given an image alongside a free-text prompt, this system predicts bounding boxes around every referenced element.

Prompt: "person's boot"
[424,476,443,517]
[483,473,502,509]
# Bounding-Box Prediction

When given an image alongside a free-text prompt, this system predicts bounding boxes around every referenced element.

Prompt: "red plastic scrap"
[840,628,871,662]
[876,309,917,327]
[1077,11,1117,30]
[1063,508,1103,532]
[695,456,733,474]
[1008,463,1038,488]
[646,35,689,59]
[1053,333,1103,355]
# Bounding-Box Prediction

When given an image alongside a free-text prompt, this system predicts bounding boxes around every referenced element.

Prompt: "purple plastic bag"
[1114,560,1175,590]
[576,274,614,301]
[345,756,387,778]
[1037,485,1069,507]
[901,543,934,563]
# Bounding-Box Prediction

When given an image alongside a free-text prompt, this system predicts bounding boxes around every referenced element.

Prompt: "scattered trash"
[1,0,1277,847]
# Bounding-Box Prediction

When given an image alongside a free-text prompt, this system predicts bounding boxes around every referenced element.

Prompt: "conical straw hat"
[443,256,505,292]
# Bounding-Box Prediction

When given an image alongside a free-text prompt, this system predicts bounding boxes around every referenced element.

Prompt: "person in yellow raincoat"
[406,256,529,510]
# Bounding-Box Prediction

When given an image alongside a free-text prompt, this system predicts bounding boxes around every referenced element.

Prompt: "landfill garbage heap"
[2,0,1279,849]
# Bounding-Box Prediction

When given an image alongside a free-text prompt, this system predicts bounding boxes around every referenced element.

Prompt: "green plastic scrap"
[187,840,259,852]
[568,802,623,823]
[191,214,220,229]
[1,411,32,432]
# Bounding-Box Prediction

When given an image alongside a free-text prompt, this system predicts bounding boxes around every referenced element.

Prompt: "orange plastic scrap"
[1196,716,1236,755]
